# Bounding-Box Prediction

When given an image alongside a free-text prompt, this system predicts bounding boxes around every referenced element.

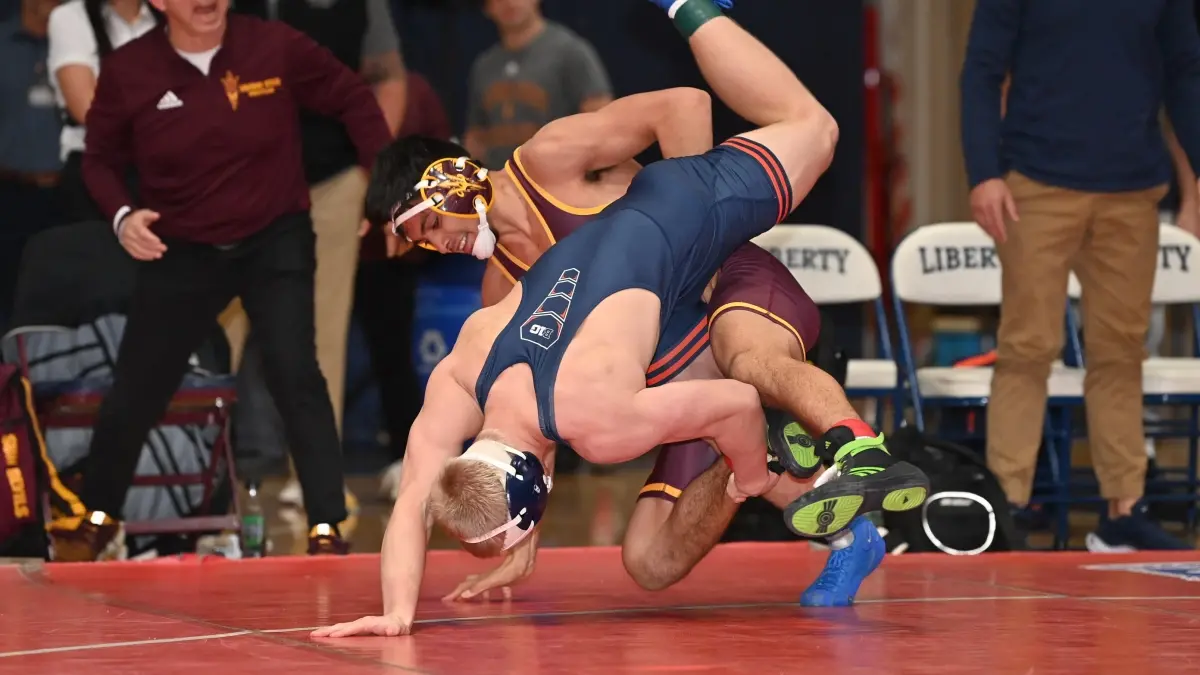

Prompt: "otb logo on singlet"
[520,268,579,350]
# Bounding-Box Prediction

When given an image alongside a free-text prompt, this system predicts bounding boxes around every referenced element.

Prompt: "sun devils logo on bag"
[2,433,27,519]
[520,269,579,350]
[0,364,86,557]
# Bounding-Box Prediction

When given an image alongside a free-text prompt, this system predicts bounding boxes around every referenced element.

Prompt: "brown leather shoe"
[307,523,349,555]
[48,511,126,562]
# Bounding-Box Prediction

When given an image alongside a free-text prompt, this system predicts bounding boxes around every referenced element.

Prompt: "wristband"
[668,0,722,39]
[112,205,132,237]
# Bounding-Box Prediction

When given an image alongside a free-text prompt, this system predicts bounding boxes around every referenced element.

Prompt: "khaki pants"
[222,166,367,453]
[986,171,1167,505]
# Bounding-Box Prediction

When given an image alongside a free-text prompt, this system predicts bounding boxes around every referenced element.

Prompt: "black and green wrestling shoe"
[782,425,929,539]
[764,408,821,479]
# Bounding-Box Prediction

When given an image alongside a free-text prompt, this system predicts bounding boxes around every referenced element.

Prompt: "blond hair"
[430,458,509,541]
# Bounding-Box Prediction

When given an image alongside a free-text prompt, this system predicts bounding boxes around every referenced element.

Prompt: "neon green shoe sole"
[765,408,820,479]
[881,486,927,512]
[786,495,864,537]
[783,461,930,538]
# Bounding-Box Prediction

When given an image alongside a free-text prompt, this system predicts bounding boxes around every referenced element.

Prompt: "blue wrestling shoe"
[800,516,886,607]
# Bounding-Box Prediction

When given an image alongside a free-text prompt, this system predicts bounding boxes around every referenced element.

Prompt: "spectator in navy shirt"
[960,0,1200,550]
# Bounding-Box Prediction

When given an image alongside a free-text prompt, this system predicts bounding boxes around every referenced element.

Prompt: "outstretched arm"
[312,361,482,638]
[520,87,714,177]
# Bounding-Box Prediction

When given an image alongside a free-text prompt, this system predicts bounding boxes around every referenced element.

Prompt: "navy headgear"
[459,440,553,551]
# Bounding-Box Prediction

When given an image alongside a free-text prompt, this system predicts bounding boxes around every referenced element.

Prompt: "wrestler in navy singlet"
[475,137,793,445]
[498,147,709,382]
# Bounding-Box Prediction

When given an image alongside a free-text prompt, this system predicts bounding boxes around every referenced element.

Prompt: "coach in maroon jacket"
[48,0,391,562]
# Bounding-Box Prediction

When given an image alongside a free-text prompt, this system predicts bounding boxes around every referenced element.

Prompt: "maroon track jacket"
[82,15,390,244]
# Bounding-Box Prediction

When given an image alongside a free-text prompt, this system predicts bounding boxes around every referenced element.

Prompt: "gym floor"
[4,544,1200,673]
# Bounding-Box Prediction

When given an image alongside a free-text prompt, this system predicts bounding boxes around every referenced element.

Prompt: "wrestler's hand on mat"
[118,209,167,261]
[725,471,780,503]
[309,614,411,638]
[444,531,538,602]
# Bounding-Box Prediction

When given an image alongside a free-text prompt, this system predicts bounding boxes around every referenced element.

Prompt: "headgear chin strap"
[458,441,552,551]
[389,156,497,260]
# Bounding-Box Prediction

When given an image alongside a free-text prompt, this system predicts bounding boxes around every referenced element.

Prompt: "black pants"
[80,213,347,527]
[230,333,291,483]
[354,257,422,460]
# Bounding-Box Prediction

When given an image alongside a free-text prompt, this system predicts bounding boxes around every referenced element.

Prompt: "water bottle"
[241,482,266,558]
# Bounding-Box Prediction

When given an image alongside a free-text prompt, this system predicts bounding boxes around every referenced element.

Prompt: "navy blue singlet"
[474,138,793,445]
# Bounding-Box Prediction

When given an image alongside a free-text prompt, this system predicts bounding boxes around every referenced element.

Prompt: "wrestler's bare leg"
[623,459,813,590]
[662,15,926,531]
[714,312,859,442]
[687,16,839,203]
[623,460,734,590]
[622,313,842,590]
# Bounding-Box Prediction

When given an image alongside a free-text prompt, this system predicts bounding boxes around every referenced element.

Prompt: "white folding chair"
[751,224,900,429]
[1065,223,1200,527]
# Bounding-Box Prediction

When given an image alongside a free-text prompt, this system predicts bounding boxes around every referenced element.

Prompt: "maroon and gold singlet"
[488,147,606,285]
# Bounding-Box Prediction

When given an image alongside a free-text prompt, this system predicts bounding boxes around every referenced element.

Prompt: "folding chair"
[1065,222,1200,528]
[751,224,901,430]
[891,222,1086,546]
[0,222,241,537]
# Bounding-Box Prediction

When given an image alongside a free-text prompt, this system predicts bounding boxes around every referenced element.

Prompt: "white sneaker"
[1086,531,1137,553]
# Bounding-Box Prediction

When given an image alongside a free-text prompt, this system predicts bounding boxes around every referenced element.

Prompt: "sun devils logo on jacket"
[520,269,579,350]
[221,71,239,111]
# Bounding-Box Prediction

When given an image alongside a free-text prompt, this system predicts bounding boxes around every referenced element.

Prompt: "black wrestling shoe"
[764,408,821,479]
[782,425,929,539]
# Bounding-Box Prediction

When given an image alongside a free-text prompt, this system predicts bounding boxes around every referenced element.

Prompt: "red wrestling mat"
[2,544,1199,674]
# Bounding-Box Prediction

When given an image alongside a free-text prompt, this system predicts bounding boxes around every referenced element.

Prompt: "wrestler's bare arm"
[312,361,482,638]
[522,88,714,176]
[381,363,483,618]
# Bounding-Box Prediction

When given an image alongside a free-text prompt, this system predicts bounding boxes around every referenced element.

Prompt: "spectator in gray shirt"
[465,0,612,169]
